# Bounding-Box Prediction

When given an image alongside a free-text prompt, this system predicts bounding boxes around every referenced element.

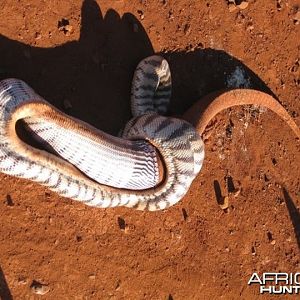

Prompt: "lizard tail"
[183,89,300,139]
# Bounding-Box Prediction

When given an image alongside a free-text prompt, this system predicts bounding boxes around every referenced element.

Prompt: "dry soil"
[0,0,300,299]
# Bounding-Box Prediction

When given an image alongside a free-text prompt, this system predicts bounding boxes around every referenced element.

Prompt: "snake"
[0,55,299,211]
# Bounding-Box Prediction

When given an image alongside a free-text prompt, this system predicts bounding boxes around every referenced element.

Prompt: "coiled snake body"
[0,56,299,210]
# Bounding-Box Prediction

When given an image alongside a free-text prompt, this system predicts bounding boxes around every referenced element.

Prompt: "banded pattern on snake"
[0,55,299,210]
[0,56,204,211]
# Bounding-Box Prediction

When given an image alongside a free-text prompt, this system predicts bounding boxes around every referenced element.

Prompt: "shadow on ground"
[0,265,12,300]
[0,0,275,136]
[283,188,300,249]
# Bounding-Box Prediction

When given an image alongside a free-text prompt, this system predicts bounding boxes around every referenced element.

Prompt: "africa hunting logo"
[248,273,300,294]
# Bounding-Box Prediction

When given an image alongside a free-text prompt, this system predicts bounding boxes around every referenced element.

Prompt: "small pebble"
[168,10,174,21]
[219,196,229,210]
[30,280,50,295]
[35,32,42,40]
[75,235,82,242]
[267,232,276,244]
[232,189,241,198]
[17,276,28,285]
[137,10,145,20]
[117,217,126,230]
[286,236,292,242]
[5,195,14,206]
[58,19,73,36]
[183,23,191,35]
[237,1,249,10]
[293,11,300,25]
[228,1,248,11]
[115,280,121,291]
[246,22,254,31]
[64,25,73,36]
[124,224,135,234]
[228,4,237,12]
[182,208,188,221]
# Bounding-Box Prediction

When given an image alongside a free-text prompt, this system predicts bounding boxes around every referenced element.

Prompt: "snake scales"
[0,55,299,210]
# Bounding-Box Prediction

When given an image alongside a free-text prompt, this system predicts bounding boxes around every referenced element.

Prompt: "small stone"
[35,32,42,40]
[219,196,229,210]
[88,274,96,280]
[182,208,188,221]
[124,224,135,234]
[58,18,69,29]
[228,3,237,12]
[65,25,72,31]
[30,280,50,295]
[237,1,249,10]
[117,217,126,230]
[232,189,241,198]
[64,25,73,36]
[168,10,174,21]
[5,195,14,206]
[293,11,300,25]
[267,232,276,244]
[286,236,292,242]
[183,23,191,35]
[17,276,28,285]
[75,235,82,242]
[115,280,121,290]
[58,19,73,36]
[251,246,256,255]
[137,10,144,20]
[246,22,254,31]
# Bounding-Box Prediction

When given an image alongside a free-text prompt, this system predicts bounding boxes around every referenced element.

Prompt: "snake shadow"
[283,188,300,249]
[0,0,277,137]
[0,265,13,300]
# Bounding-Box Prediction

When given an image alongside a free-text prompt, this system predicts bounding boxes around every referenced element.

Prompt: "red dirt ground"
[0,0,300,299]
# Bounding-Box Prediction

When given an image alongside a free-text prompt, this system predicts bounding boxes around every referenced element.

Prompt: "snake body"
[0,55,299,211]
[0,56,204,211]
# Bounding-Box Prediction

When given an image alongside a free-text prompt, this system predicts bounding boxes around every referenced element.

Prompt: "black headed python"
[0,56,299,210]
